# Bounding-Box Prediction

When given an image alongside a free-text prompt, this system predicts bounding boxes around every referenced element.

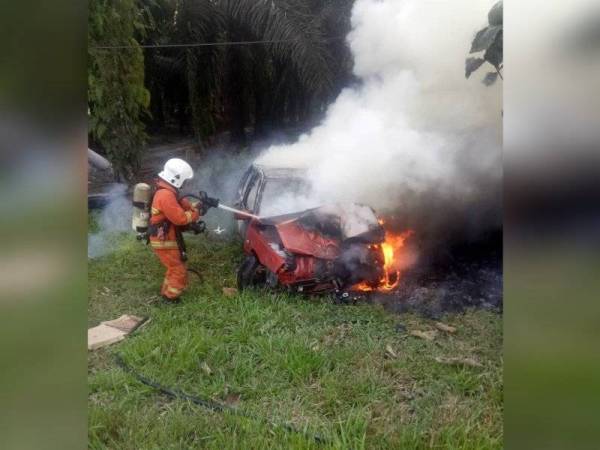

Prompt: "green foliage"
[144,0,354,145]
[465,1,503,86]
[87,0,354,167]
[222,0,334,95]
[88,0,150,179]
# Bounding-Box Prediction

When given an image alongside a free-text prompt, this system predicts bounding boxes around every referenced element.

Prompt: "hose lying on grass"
[114,354,326,444]
[186,267,203,280]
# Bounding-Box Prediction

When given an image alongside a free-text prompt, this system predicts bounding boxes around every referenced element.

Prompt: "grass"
[88,227,502,449]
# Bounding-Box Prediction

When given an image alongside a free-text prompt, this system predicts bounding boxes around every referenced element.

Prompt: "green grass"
[88,230,502,449]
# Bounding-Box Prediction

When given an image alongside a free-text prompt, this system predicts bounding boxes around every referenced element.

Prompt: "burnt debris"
[362,230,502,318]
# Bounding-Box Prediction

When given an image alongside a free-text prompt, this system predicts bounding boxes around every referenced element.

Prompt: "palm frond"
[219,0,334,95]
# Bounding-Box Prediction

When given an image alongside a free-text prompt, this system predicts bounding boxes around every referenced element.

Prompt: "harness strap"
[149,185,187,261]
[175,226,187,262]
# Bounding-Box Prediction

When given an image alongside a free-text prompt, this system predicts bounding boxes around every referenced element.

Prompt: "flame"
[354,228,413,292]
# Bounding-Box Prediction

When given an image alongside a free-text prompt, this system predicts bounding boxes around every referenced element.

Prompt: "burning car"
[234,164,411,294]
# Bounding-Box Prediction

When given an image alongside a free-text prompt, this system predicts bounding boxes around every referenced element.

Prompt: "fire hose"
[177,191,259,279]
[172,224,204,280]
[181,191,260,220]
[114,354,326,444]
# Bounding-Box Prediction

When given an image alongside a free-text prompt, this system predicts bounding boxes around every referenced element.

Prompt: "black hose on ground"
[114,354,327,444]
[187,267,203,280]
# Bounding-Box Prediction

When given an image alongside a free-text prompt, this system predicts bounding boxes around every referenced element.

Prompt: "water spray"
[181,191,261,220]
[217,203,260,220]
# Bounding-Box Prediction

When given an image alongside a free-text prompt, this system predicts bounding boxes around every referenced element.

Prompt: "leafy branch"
[465,1,503,86]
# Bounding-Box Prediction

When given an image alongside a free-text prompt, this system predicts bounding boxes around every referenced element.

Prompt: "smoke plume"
[257,0,502,245]
[88,183,130,258]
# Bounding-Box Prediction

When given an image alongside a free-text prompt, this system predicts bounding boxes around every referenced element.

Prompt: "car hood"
[258,203,385,258]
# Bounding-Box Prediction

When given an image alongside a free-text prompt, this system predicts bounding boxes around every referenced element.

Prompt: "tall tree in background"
[88,0,355,173]
[143,0,354,146]
[88,0,150,179]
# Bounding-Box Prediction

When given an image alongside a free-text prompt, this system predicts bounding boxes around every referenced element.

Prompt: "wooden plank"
[88,324,126,350]
[102,314,147,333]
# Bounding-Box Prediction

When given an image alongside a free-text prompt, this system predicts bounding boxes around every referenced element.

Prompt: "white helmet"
[158,158,194,189]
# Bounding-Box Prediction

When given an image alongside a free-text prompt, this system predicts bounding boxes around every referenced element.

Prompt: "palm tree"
[143,0,354,146]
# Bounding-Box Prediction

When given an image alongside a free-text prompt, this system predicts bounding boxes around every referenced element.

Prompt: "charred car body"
[234,164,388,293]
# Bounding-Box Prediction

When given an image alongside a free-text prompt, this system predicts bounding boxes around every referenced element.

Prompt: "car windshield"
[259,177,319,217]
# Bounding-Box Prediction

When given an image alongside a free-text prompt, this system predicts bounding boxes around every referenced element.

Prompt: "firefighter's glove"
[198,191,219,212]
[205,196,219,208]
[188,221,206,235]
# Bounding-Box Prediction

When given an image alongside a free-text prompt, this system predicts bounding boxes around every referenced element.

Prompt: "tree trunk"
[223,29,247,148]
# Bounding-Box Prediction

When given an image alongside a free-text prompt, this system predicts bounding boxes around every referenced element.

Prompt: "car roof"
[253,163,307,179]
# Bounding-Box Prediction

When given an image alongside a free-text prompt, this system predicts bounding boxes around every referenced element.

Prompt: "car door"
[236,167,263,236]
[243,173,261,213]
[234,166,254,209]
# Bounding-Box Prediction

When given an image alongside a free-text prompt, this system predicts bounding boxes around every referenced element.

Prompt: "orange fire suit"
[149,180,200,300]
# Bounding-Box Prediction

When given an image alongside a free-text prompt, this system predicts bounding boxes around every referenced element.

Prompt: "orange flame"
[354,228,413,292]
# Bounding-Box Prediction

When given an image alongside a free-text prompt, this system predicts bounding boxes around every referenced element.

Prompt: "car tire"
[237,254,266,290]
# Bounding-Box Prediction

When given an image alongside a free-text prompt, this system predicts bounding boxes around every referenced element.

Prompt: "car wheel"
[237,254,266,290]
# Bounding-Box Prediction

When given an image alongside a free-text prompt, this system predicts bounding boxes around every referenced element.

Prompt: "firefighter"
[148,158,202,304]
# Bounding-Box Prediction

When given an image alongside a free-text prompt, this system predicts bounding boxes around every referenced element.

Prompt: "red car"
[234,165,387,294]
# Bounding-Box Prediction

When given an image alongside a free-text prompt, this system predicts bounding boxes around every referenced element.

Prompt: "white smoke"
[88,183,130,258]
[257,0,502,239]
[187,150,258,235]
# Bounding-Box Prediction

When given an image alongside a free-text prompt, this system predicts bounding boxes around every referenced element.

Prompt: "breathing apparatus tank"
[132,183,152,240]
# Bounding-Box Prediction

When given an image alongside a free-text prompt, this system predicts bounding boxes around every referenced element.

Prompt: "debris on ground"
[213,226,226,235]
[434,356,483,368]
[385,344,398,358]
[394,323,407,333]
[223,393,241,408]
[435,322,457,334]
[409,330,437,341]
[103,315,148,333]
[366,234,502,318]
[88,324,126,350]
[88,315,149,350]
[222,287,238,297]
[200,361,213,376]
